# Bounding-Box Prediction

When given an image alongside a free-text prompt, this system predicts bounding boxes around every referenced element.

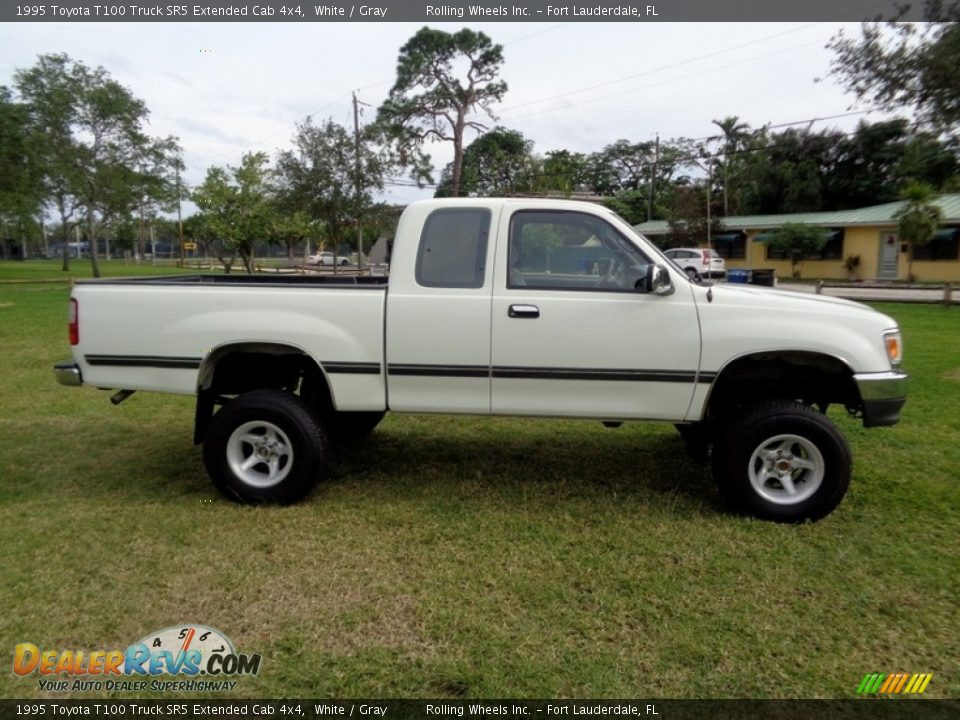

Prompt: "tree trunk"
[241,248,254,274]
[58,198,70,272]
[723,160,729,217]
[138,201,146,264]
[451,114,466,197]
[87,205,101,279]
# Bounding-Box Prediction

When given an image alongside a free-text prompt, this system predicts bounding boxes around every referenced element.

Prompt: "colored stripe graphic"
[857,672,933,694]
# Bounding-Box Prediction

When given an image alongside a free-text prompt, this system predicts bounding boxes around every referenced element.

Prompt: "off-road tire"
[203,389,331,504]
[711,401,851,523]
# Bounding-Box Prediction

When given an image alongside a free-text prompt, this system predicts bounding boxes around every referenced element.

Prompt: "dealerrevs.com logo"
[13,625,261,692]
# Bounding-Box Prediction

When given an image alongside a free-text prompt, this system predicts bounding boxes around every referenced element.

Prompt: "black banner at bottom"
[2,700,959,720]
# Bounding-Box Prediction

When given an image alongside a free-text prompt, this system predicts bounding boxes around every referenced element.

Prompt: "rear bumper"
[54,361,83,387]
[854,370,907,427]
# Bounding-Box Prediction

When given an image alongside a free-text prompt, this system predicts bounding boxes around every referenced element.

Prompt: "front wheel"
[203,389,331,504]
[711,401,851,522]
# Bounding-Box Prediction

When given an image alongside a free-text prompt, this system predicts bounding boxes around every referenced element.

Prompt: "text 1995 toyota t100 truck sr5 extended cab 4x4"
[55,198,907,522]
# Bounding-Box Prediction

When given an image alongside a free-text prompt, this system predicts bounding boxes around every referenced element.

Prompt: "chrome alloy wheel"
[747,433,825,505]
[225,420,293,488]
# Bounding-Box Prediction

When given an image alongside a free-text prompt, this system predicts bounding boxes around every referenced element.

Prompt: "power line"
[488,37,828,125]
[487,22,825,118]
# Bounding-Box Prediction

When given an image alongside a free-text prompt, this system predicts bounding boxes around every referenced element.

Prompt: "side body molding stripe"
[83,357,719,384]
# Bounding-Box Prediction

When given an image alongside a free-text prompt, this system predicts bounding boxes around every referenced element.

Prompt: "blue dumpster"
[727,269,750,284]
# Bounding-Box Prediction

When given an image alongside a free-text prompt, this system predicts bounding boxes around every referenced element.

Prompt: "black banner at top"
[0,0,935,23]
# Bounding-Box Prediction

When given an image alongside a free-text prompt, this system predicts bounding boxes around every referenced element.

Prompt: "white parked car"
[664,247,726,279]
[309,251,350,266]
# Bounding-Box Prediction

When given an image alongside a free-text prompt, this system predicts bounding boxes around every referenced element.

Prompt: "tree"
[764,223,830,278]
[665,183,724,249]
[587,139,655,195]
[14,54,85,271]
[276,117,393,266]
[827,6,960,134]
[537,150,590,194]
[128,136,184,263]
[434,127,535,197]
[268,209,317,261]
[895,182,943,281]
[71,62,153,277]
[711,116,750,216]
[737,128,833,215]
[192,153,275,274]
[0,87,42,252]
[377,27,508,197]
[14,53,169,276]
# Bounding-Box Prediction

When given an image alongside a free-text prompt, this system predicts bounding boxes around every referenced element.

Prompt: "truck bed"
[70,274,388,411]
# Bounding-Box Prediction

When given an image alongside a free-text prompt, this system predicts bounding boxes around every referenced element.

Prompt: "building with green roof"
[633,194,960,282]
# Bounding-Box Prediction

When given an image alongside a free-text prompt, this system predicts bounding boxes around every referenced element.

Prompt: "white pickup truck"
[55,198,907,522]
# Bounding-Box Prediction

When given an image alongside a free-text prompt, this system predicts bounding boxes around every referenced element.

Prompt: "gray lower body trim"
[855,371,908,427]
[54,361,83,387]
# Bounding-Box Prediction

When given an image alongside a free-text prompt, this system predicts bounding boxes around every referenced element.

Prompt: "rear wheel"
[203,389,331,504]
[711,401,851,522]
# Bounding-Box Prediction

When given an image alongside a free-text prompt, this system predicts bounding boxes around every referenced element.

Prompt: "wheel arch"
[702,350,861,422]
[194,341,334,444]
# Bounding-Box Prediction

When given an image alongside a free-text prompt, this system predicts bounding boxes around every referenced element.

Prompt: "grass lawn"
[0,261,957,699]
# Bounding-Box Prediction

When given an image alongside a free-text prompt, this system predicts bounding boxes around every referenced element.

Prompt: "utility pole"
[706,160,712,256]
[647,133,659,222]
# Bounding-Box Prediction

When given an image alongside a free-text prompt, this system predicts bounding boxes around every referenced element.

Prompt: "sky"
[0,20,892,207]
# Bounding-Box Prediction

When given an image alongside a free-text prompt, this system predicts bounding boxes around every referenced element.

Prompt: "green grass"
[0,258,205,282]
[0,263,957,700]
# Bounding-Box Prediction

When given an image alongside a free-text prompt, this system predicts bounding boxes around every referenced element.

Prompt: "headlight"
[884,330,903,367]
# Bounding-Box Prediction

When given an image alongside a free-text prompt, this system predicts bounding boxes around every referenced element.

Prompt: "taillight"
[702,250,710,264]
[69,298,79,346]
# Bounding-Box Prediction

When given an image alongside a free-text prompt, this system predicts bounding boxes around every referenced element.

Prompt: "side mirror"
[638,264,674,296]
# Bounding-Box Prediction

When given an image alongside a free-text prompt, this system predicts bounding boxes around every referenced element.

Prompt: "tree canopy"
[828,6,960,133]
[895,181,944,280]
[764,223,830,277]
[276,116,394,264]
[435,127,534,197]
[192,152,274,274]
[377,27,508,197]
[12,53,179,274]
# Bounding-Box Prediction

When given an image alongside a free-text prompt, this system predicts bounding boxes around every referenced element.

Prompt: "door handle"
[508,304,540,319]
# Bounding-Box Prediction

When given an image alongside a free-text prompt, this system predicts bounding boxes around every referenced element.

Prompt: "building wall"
[722,225,960,282]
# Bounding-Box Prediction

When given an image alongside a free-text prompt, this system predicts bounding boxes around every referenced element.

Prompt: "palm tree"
[712,116,750,216]
[895,182,942,282]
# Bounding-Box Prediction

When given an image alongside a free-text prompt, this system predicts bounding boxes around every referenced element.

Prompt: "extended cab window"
[416,208,491,288]
[508,211,650,291]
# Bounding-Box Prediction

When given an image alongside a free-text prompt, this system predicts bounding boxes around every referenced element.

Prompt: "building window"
[913,228,960,261]
[712,231,746,260]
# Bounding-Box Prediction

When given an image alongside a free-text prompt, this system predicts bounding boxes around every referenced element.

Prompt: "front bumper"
[54,361,83,387]
[854,370,908,427]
